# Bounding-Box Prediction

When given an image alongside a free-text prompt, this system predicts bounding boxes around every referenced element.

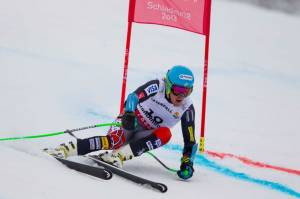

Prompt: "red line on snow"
[206,150,300,176]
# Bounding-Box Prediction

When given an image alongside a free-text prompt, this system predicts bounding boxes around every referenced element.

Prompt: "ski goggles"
[171,85,193,97]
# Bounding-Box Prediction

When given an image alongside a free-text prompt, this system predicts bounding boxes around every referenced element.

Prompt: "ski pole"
[0,122,121,141]
[146,151,178,173]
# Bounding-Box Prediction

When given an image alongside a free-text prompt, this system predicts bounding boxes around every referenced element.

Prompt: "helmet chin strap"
[164,89,173,104]
[165,90,171,101]
[164,78,172,101]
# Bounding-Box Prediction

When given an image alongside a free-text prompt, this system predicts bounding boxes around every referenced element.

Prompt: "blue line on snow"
[164,144,300,198]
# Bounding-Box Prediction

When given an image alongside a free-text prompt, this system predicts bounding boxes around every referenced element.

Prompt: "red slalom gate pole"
[199,0,212,153]
[199,35,210,153]
[119,0,136,114]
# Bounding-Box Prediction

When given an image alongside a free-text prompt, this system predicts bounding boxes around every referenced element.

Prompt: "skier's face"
[170,92,185,106]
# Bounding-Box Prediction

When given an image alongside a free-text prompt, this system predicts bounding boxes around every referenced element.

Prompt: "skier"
[45,65,197,180]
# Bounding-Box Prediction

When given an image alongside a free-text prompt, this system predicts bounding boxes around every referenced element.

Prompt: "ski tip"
[103,170,113,180]
[155,183,168,193]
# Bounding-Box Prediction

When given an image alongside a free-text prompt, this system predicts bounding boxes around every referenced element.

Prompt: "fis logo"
[173,112,180,119]
[145,84,159,95]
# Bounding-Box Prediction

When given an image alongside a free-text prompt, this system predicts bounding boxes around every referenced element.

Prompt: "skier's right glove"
[121,112,137,131]
[177,156,194,180]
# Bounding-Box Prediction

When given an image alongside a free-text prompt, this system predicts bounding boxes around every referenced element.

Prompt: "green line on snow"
[0,122,121,141]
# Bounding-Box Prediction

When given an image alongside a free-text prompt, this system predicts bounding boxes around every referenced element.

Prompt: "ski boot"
[44,141,78,159]
[98,145,134,168]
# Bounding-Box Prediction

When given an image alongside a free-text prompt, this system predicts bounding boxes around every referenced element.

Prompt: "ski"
[86,155,168,193]
[52,156,113,180]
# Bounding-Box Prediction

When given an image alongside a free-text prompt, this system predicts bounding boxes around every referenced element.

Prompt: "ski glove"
[121,112,137,131]
[177,156,194,180]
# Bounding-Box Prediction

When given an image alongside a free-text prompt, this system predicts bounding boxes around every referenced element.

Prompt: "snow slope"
[0,0,299,198]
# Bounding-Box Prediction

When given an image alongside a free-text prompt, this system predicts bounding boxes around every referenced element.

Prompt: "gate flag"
[130,0,210,35]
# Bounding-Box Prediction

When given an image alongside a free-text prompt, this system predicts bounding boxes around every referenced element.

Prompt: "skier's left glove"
[121,112,137,131]
[177,156,194,180]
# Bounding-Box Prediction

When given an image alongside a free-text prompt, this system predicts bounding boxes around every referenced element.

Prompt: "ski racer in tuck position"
[46,65,197,180]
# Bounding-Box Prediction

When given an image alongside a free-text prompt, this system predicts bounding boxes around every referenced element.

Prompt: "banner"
[130,0,210,35]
